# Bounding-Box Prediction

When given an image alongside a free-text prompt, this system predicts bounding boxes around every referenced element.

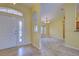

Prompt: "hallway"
[0,3,79,56]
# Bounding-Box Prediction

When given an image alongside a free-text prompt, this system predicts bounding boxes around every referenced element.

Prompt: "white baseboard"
[0,42,32,50]
[23,42,31,46]
[31,43,40,50]
[65,43,79,51]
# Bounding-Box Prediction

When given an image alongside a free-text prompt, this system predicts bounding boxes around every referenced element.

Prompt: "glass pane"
[19,20,22,42]
[0,7,23,16]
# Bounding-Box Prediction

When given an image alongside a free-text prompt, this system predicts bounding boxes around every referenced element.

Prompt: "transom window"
[0,7,23,16]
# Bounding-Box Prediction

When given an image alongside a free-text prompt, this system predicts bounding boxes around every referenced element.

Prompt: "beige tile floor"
[0,37,79,56]
[40,37,79,56]
[0,44,41,56]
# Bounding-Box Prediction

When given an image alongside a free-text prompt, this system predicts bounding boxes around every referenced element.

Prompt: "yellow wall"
[0,3,32,43]
[32,4,41,49]
[64,4,79,48]
[49,14,64,40]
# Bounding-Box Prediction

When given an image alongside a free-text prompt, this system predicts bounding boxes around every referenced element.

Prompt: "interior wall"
[31,4,41,49]
[45,23,50,37]
[49,13,64,40]
[64,4,79,48]
[0,3,32,45]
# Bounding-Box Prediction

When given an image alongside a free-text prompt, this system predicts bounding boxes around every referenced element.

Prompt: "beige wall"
[49,13,64,40]
[0,3,32,44]
[64,4,79,48]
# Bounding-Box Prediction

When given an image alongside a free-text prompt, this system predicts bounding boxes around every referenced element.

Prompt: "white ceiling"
[40,3,64,22]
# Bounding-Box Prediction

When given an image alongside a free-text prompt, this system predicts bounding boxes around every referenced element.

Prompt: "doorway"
[63,16,65,41]
[0,14,25,49]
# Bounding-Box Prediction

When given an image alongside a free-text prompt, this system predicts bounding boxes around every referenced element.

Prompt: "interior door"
[0,14,24,49]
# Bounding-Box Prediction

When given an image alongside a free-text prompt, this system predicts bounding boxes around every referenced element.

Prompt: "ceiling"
[40,3,64,22]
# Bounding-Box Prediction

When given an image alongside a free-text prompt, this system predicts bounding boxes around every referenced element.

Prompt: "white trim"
[0,42,32,50]
[17,42,32,47]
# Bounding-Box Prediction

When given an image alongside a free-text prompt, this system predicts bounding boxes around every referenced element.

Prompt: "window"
[19,20,23,42]
[41,26,43,34]
[0,7,23,16]
[34,25,38,32]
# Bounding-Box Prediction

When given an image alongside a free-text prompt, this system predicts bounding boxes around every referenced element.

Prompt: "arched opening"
[0,7,26,49]
[0,7,23,16]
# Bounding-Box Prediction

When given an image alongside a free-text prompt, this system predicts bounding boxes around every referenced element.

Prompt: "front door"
[0,14,24,49]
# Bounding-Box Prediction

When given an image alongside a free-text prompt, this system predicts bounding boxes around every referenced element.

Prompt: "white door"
[0,14,24,49]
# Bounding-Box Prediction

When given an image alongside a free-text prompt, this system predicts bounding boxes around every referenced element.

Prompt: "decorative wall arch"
[0,7,23,16]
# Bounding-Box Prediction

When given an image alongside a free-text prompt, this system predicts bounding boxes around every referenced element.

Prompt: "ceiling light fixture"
[13,3,16,5]
[45,16,50,24]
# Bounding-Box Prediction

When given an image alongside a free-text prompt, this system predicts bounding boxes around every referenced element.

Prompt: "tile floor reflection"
[0,37,79,56]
